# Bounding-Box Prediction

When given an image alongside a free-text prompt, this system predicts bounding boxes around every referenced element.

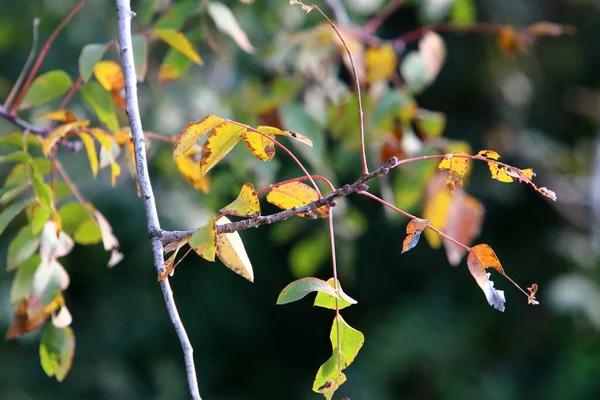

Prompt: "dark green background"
[1,0,599,399]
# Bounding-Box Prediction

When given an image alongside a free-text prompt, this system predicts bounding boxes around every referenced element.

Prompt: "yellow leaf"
[487,163,514,183]
[477,149,500,160]
[215,216,253,282]
[173,146,211,193]
[78,132,98,178]
[35,110,78,123]
[365,44,397,83]
[438,153,468,177]
[173,115,225,158]
[521,168,535,180]
[266,181,328,218]
[189,214,216,262]
[220,184,260,217]
[88,128,121,186]
[423,174,453,248]
[256,125,313,147]
[93,61,125,91]
[43,121,90,156]
[153,29,203,65]
[199,122,246,176]
[244,130,275,161]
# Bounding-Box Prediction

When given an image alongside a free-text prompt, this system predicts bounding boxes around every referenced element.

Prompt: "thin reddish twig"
[395,22,503,45]
[4,18,40,109]
[364,0,405,33]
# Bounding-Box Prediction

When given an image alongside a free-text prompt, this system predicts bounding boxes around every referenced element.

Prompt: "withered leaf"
[402,218,430,253]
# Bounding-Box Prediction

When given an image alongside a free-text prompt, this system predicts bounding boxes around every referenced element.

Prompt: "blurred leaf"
[450,0,476,27]
[199,122,246,176]
[257,125,313,147]
[81,82,119,132]
[73,218,102,245]
[207,2,255,54]
[220,184,260,217]
[174,146,211,192]
[443,191,484,265]
[314,278,357,310]
[58,202,88,236]
[276,277,337,305]
[88,129,121,185]
[94,210,122,267]
[10,255,41,305]
[153,0,201,30]
[467,244,506,312]
[422,173,452,248]
[497,26,527,58]
[78,132,99,177]
[438,152,469,191]
[415,109,446,138]
[173,115,225,157]
[215,216,254,282]
[39,221,74,263]
[0,151,30,164]
[419,31,446,83]
[159,47,193,84]
[31,205,51,234]
[266,181,328,218]
[189,214,217,262]
[366,44,397,83]
[79,43,109,82]
[93,61,125,91]
[5,298,52,339]
[132,35,148,80]
[400,51,429,92]
[244,130,275,161]
[153,29,203,64]
[42,120,90,156]
[289,230,330,277]
[0,198,35,236]
[8,225,40,271]
[527,22,576,37]
[402,218,430,253]
[39,324,75,382]
[18,70,73,110]
[35,110,78,123]
[0,183,28,205]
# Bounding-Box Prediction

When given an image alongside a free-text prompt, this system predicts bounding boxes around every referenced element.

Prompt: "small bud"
[342,184,352,194]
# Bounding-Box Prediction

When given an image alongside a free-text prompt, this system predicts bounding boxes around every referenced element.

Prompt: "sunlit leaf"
[215,216,254,282]
[207,2,255,54]
[81,82,119,132]
[256,125,313,147]
[365,44,397,83]
[42,120,90,156]
[487,163,514,183]
[419,31,446,82]
[73,217,102,245]
[79,43,109,82]
[7,226,40,271]
[189,214,217,262]
[244,130,275,161]
[266,181,328,218]
[220,184,260,217]
[153,29,203,64]
[438,152,469,192]
[39,324,75,382]
[159,47,193,84]
[443,191,484,265]
[313,278,358,310]
[422,174,452,248]
[93,61,125,92]
[35,110,78,123]
[78,132,99,177]
[467,244,506,312]
[402,218,430,253]
[173,146,211,192]
[199,122,246,176]
[477,149,500,160]
[18,70,73,110]
[173,115,225,158]
[0,197,35,236]
[276,277,337,305]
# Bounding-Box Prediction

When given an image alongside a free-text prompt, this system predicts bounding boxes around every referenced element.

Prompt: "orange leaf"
[173,115,225,158]
[244,130,275,161]
[266,181,328,218]
[477,149,500,160]
[93,61,125,91]
[443,191,484,265]
[174,146,211,193]
[6,296,61,339]
[35,110,78,123]
[527,283,539,305]
[215,216,254,281]
[220,184,260,217]
[158,237,188,281]
[402,218,430,253]
[199,122,246,176]
[497,26,528,58]
[189,214,217,262]
[467,244,506,312]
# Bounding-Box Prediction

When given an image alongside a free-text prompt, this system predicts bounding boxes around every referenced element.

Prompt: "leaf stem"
[327,210,343,376]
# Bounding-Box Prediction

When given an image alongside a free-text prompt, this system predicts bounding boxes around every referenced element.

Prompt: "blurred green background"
[1,0,600,399]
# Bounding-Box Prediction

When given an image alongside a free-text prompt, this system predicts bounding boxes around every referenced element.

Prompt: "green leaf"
[153,29,202,64]
[314,278,357,310]
[39,324,75,382]
[153,0,201,30]
[189,214,216,261]
[207,2,255,53]
[0,198,35,236]
[0,151,31,164]
[0,183,28,204]
[81,81,119,132]
[450,0,476,27]
[415,109,446,138]
[73,217,102,245]
[400,51,430,93]
[58,202,89,235]
[78,43,109,82]
[8,226,40,271]
[276,277,337,305]
[393,148,438,212]
[31,206,51,234]
[10,255,41,305]
[32,175,52,209]
[289,231,330,277]
[5,158,52,186]
[132,35,149,81]
[18,70,73,110]
[159,46,193,84]
[0,132,42,148]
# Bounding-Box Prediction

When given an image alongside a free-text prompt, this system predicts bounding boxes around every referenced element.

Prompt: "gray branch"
[159,156,398,244]
[0,106,47,135]
[115,2,202,399]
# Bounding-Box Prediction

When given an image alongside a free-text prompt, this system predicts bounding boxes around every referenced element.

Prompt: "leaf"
[78,132,99,177]
[81,82,119,132]
[312,315,364,398]
[132,34,148,80]
[215,216,254,282]
[159,46,193,84]
[31,259,70,314]
[93,61,125,91]
[39,221,74,263]
[497,26,527,58]
[422,173,452,248]
[94,210,122,267]
[173,115,225,158]
[527,283,540,305]
[438,152,469,192]
[79,43,109,82]
[39,324,75,382]
[207,2,255,54]
[5,298,52,339]
[443,191,484,265]
[10,256,41,305]
[402,218,430,253]
[0,197,35,236]
[527,22,576,37]
[52,305,73,328]
[365,44,397,83]
[0,151,30,164]
[314,278,358,310]
[539,187,558,201]
[58,202,89,235]
[35,110,78,123]
[220,184,260,217]
[415,109,446,138]
[7,226,40,271]
[487,163,515,183]
[173,146,211,192]
[467,244,506,312]
[31,205,51,234]
[0,183,28,206]
[243,130,275,161]
[256,125,313,147]
[18,70,73,110]
[88,128,121,185]
[450,0,476,27]
[32,173,53,208]
[189,214,217,262]
[266,181,328,218]
[73,217,102,245]
[276,277,337,305]
[199,122,246,176]
[42,120,90,156]
[400,51,429,92]
[477,149,500,160]
[419,31,446,82]
[153,29,203,64]
[153,0,201,30]
[158,237,188,281]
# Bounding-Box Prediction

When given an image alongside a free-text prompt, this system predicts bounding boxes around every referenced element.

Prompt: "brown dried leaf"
[443,191,484,265]
[467,244,506,312]
[402,218,430,253]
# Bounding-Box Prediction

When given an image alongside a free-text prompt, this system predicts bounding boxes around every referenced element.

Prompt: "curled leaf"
[220,184,260,217]
[207,2,255,54]
[527,283,540,305]
[244,130,275,161]
[42,121,90,156]
[35,110,78,123]
[467,244,506,312]
[257,125,313,147]
[402,218,430,253]
[313,278,357,310]
[93,61,125,92]
[174,146,211,192]
[158,237,188,281]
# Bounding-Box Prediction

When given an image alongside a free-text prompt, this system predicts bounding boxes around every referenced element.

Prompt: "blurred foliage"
[1,0,600,399]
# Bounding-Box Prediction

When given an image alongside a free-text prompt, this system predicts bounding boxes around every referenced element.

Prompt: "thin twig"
[0,106,47,135]
[53,158,89,208]
[115,2,202,399]
[327,210,342,376]
[323,0,350,26]
[364,0,404,33]
[4,18,41,109]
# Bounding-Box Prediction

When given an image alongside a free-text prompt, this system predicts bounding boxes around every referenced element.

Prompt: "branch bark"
[115,2,202,399]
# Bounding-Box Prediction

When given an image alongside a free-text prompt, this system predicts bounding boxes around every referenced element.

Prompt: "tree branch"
[159,156,398,243]
[0,106,47,135]
[115,2,202,399]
